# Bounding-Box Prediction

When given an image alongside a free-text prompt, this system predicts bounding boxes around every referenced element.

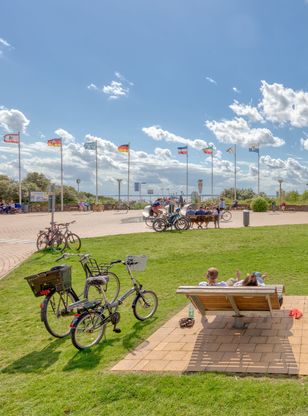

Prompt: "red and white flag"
[3,133,20,144]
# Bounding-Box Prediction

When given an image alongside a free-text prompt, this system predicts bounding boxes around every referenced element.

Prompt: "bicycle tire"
[41,289,78,338]
[65,232,81,251]
[84,271,120,304]
[36,232,48,250]
[175,217,189,230]
[70,310,106,350]
[153,218,167,232]
[144,217,155,228]
[133,290,158,321]
[221,210,232,222]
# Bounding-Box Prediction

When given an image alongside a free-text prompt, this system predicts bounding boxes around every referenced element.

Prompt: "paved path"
[1,210,308,279]
[111,296,308,375]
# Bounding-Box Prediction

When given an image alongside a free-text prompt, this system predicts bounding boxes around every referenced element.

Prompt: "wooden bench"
[188,214,220,229]
[176,285,284,328]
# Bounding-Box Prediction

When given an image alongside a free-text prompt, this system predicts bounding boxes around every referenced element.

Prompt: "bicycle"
[113,202,129,214]
[220,209,232,222]
[36,223,66,251]
[152,212,190,232]
[25,253,120,338]
[70,255,158,350]
[58,221,81,251]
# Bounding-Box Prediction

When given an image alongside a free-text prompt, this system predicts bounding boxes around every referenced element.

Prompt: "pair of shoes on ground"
[179,317,195,328]
[289,308,303,319]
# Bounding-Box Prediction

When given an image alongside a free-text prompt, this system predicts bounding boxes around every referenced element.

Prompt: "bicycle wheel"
[66,232,81,251]
[70,310,106,350]
[36,232,48,250]
[153,218,167,232]
[175,217,189,230]
[144,216,155,228]
[133,290,158,321]
[41,290,78,338]
[221,210,232,222]
[84,272,120,304]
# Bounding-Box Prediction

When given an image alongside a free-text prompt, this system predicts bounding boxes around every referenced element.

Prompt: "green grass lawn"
[1,225,308,415]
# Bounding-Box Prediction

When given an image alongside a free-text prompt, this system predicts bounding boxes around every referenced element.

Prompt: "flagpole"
[127,144,130,203]
[211,152,214,199]
[18,132,22,205]
[257,146,260,195]
[186,151,188,202]
[60,139,63,211]
[234,144,237,201]
[95,141,98,204]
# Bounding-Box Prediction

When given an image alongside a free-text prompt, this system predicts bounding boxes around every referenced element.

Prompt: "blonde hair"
[206,267,219,279]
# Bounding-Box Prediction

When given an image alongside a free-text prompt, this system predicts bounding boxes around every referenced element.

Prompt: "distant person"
[281,202,286,212]
[271,201,276,212]
[231,199,238,209]
[199,267,228,287]
[179,194,184,208]
[186,207,196,216]
[219,198,226,210]
[195,206,207,215]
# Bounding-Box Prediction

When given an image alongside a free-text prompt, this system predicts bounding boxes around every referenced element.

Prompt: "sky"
[2,0,308,198]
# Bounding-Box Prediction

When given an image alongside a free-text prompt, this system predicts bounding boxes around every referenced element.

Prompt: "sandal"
[179,317,195,328]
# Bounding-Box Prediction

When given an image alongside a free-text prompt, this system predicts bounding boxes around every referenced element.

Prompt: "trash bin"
[243,209,250,227]
[22,204,29,213]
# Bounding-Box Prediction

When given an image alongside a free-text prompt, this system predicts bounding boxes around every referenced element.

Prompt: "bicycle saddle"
[87,275,109,285]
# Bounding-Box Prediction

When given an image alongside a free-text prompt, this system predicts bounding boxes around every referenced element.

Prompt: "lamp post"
[278,178,284,205]
[116,179,123,202]
[76,178,81,194]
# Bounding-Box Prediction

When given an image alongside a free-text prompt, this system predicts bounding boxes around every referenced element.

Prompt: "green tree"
[286,191,299,202]
[22,172,50,191]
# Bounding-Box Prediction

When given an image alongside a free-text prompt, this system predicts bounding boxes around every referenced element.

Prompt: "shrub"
[250,196,268,212]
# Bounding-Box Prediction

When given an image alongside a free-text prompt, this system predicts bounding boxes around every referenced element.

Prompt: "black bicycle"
[70,255,158,350]
[25,253,120,338]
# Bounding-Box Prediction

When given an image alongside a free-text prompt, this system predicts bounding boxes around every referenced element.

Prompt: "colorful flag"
[177,146,188,155]
[249,145,259,153]
[84,141,96,150]
[226,146,235,154]
[118,144,129,153]
[48,138,62,147]
[3,133,20,144]
[203,146,213,155]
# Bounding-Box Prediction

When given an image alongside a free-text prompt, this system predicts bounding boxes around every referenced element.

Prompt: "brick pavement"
[111,296,308,375]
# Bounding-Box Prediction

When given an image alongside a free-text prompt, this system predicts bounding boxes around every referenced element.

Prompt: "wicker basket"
[25,265,72,297]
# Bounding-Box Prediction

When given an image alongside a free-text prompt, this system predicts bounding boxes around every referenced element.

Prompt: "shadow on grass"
[62,318,158,371]
[1,338,66,374]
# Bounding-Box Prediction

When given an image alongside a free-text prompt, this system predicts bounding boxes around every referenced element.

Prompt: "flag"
[177,146,188,155]
[226,146,235,154]
[249,145,259,153]
[84,141,96,150]
[3,133,19,144]
[118,144,129,152]
[48,138,62,147]
[203,146,213,155]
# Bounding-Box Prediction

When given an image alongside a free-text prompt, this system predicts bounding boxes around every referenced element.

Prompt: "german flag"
[118,144,129,153]
[48,138,62,147]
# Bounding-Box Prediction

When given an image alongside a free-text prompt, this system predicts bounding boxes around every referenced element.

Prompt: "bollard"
[243,209,250,227]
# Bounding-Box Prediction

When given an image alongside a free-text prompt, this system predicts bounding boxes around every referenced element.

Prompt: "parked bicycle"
[36,221,81,251]
[69,255,158,350]
[220,209,232,222]
[25,253,120,338]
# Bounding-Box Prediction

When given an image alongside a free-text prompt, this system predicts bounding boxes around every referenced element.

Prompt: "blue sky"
[2,0,308,198]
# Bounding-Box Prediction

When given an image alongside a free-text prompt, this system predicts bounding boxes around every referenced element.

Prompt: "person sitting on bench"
[199,267,228,287]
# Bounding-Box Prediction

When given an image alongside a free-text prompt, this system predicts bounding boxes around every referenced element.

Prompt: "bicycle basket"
[24,265,72,297]
[125,255,148,272]
[85,258,102,276]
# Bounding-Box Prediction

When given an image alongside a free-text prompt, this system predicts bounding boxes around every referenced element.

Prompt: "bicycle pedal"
[113,328,121,333]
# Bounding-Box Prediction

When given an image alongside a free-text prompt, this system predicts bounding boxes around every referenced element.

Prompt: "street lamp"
[116,179,123,202]
[76,178,81,194]
[278,178,284,205]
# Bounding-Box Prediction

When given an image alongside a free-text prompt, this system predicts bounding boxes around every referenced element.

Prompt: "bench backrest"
[176,286,283,316]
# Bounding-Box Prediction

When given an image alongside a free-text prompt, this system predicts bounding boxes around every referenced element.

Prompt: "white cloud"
[259,155,308,184]
[0,108,30,133]
[54,128,75,144]
[154,147,172,158]
[88,72,132,100]
[259,80,308,127]
[300,137,308,151]
[229,100,264,123]
[232,87,240,94]
[142,125,215,151]
[205,76,217,85]
[0,37,11,57]
[205,117,285,148]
